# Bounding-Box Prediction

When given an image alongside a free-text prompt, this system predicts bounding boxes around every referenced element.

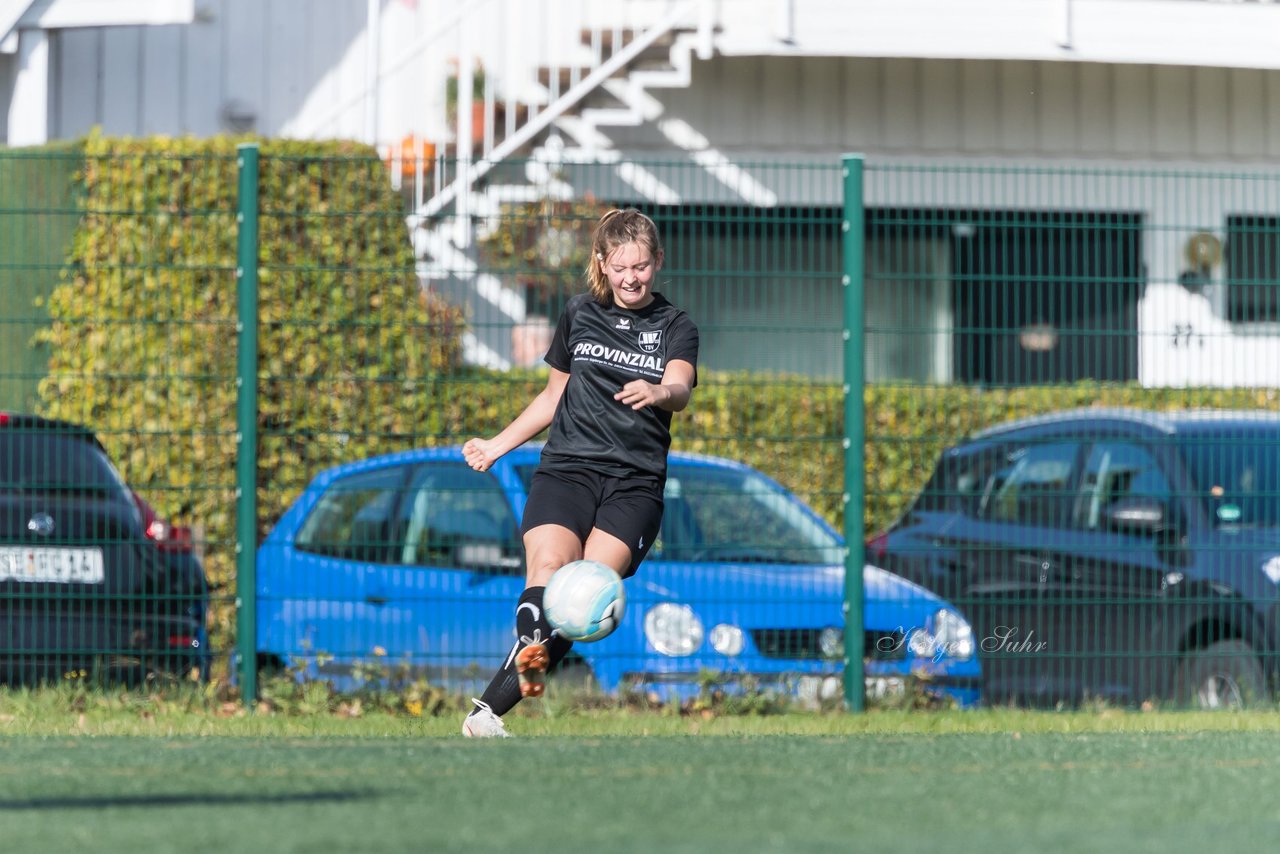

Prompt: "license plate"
[0,547,105,584]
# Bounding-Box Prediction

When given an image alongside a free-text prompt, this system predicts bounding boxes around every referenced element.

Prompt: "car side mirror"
[1103,496,1166,535]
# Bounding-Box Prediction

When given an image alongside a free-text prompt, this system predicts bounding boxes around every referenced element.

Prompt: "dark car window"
[1178,432,1280,527]
[914,445,1006,518]
[0,431,134,506]
[979,441,1080,527]
[398,462,522,571]
[1078,441,1173,531]
[295,467,406,563]
[917,441,1080,526]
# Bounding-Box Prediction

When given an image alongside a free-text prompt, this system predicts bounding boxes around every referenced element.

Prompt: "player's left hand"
[615,379,668,410]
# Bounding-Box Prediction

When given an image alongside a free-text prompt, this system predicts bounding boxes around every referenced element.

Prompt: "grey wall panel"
[0,56,12,144]
[54,29,99,138]
[1111,65,1150,155]
[919,58,958,152]
[698,59,748,143]
[140,25,182,135]
[801,58,843,145]
[1230,69,1266,159]
[220,0,266,133]
[1267,74,1280,158]
[757,56,799,148]
[263,0,309,134]
[100,29,142,135]
[881,59,918,150]
[958,61,998,152]
[997,61,1037,153]
[179,16,222,136]
[1077,63,1112,156]
[1193,67,1230,158]
[840,56,881,152]
[1152,66,1191,158]
[295,1,368,140]
[1037,63,1076,155]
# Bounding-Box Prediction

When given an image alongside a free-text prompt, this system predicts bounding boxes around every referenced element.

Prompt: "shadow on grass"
[0,789,380,811]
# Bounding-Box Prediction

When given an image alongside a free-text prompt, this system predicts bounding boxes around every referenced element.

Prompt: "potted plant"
[446,61,488,148]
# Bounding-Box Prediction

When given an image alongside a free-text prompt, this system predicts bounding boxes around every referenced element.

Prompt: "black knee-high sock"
[476,586,574,716]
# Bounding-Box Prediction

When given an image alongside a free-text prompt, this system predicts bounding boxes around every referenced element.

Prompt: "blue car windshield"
[518,462,842,564]
[1177,433,1280,528]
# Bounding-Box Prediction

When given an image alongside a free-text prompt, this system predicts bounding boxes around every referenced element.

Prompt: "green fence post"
[842,154,866,712]
[235,143,261,705]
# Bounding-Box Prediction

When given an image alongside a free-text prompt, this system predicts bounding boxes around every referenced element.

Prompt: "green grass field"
[3,702,1280,853]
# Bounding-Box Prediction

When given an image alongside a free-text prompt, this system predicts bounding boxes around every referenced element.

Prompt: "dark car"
[256,445,982,707]
[872,408,1280,709]
[0,412,208,684]
[128,488,211,680]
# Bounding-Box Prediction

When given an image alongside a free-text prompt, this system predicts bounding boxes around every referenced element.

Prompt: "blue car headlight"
[907,608,975,662]
[709,623,745,657]
[645,604,704,656]
[930,608,975,661]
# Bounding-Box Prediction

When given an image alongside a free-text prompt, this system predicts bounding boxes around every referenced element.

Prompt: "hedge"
[33,132,465,645]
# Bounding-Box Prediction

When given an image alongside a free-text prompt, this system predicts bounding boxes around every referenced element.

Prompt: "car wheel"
[1175,640,1266,709]
[257,653,288,678]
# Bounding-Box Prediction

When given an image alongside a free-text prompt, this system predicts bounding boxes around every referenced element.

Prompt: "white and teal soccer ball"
[544,559,626,643]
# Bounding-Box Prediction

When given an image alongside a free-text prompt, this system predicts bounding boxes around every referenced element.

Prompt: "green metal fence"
[6,142,1280,712]
[0,147,80,412]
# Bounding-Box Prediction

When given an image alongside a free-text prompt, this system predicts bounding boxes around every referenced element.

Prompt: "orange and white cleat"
[515,642,549,698]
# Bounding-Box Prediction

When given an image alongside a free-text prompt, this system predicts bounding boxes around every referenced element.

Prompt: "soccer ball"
[544,559,626,643]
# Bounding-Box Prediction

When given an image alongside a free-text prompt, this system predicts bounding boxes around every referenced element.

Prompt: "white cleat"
[461,699,510,738]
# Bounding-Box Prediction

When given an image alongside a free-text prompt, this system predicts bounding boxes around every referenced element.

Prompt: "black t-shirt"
[541,291,699,480]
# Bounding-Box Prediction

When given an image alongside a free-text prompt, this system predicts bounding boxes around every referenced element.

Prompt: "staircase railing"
[409,0,711,227]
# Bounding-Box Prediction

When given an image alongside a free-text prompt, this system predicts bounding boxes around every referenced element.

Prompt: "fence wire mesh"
[5,145,1280,710]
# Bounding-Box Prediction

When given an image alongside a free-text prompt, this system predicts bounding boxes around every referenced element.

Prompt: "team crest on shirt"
[638,330,662,353]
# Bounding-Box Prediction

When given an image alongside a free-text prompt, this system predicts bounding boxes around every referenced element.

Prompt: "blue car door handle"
[366,595,389,606]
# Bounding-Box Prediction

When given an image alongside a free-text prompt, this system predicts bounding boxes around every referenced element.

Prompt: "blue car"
[256,446,981,707]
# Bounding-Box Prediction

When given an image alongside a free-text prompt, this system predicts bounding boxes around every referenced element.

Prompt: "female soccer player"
[460,208,699,737]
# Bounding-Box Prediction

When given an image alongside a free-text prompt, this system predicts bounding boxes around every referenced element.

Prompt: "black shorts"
[521,466,663,577]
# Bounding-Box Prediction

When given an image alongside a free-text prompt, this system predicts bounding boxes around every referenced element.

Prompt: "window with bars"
[1226,215,1280,323]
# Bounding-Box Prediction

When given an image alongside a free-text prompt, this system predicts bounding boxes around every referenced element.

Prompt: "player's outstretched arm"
[463,368,569,471]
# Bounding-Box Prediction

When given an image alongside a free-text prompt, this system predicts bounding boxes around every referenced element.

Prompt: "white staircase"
[410,0,718,369]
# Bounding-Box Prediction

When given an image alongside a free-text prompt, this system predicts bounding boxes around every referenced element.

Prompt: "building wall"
[27,3,1280,386]
[36,4,1280,169]
[610,56,1280,164]
[0,54,12,144]
[49,0,379,142]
